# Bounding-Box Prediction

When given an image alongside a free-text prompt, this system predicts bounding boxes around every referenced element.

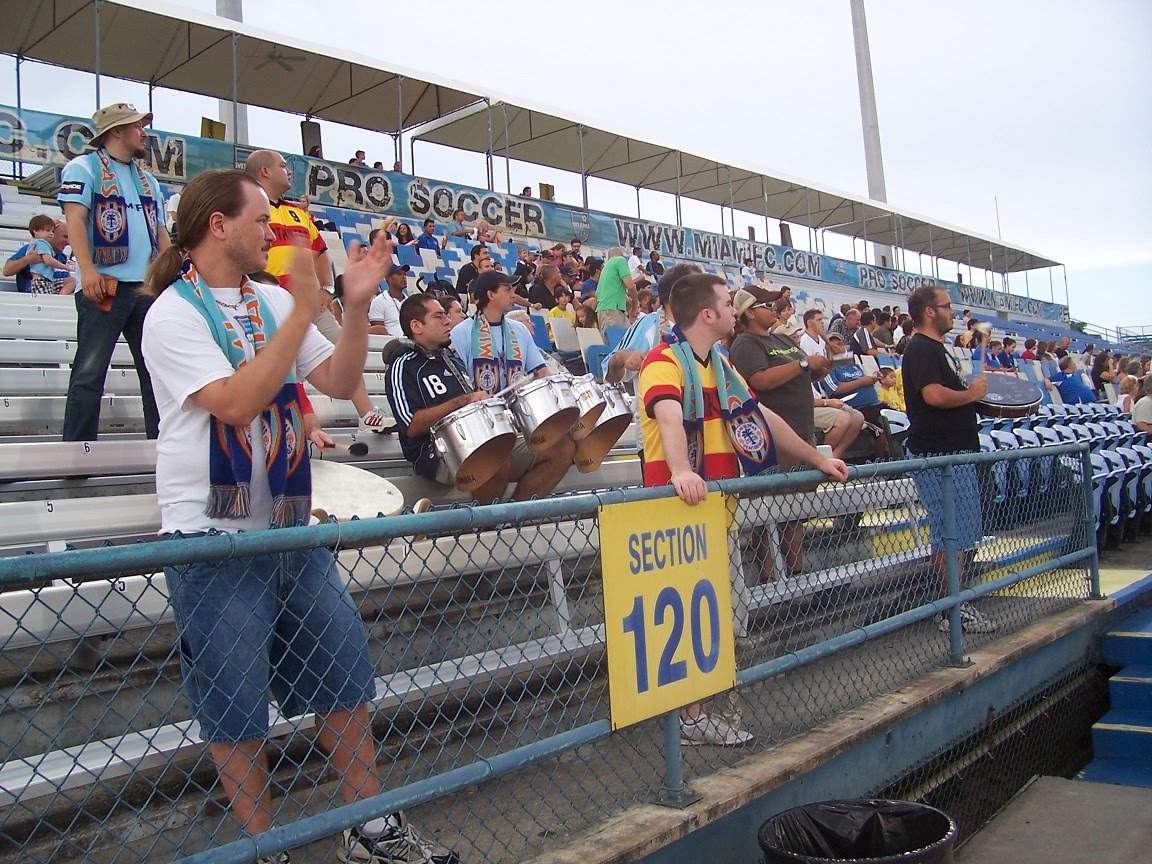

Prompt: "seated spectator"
[818,353,883,419]
[548,286,577,327]
[997,337,1018,370]
[1117,376,1138,414]
[850,310,880,357]
[636,287,656,314]
[455,244,490,298]
[740,257,756,285]
[1090,350,1114,398]
[954,317,980,348]
[388,292,574,504]
[876,366,905,412]
[1020,338,1037,361]
[1079,343,1096,367]
[521,186,533,196]
[971,327,1002,371]
[529,264,562,310]
[872,311,896,352]
[447,208,473,239]
[4,216,74,294]
[575,302,598,329]
[416,218,447,254]
[1133,376,1152,433]
[1045,356,1097,404]
[475,220,503,243]
[368,264,411,335]
[24,214,75,295]
[372,161,384,170]
[579,257,602,305]
[569,239,584,263]
[646,250,665,278]
[394,222,418,246]
[626,246,644,279]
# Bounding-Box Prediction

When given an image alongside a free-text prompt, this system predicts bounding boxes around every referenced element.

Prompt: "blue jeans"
[165,546,377,744]
[910,462,983,552]
[62,281,159,441]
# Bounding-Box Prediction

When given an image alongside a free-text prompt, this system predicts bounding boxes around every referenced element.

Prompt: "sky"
[2,0,1149,334]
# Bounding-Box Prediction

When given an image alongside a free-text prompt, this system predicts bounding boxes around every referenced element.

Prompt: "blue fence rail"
[0,444,1097,863]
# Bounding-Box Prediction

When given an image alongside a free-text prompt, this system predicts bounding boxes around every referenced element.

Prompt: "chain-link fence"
[0,443,1097,864]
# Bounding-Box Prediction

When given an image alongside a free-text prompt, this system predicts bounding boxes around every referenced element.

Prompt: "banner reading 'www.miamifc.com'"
[0,104,1067,323]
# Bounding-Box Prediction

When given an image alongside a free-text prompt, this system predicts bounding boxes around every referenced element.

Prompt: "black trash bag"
[758,799,957,864]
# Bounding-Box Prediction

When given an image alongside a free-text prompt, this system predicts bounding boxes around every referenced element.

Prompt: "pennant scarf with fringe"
[171,259,310,528]
[664,325,777,477]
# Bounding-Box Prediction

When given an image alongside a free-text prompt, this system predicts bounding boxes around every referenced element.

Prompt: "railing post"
[653,710,700,808]
[1080,446,1103,599]
[940,463,967,667]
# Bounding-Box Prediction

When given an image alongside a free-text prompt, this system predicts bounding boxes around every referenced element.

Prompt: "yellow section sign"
[600,493,737,730]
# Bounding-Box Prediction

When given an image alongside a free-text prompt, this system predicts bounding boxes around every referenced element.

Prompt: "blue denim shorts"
[165,546,377,743]
[910,463,982,552]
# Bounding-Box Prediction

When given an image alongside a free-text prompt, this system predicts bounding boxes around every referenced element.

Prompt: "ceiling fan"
[255,46,305,72]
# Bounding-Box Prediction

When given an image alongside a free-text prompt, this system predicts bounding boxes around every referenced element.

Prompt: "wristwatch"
[798,358,810,371]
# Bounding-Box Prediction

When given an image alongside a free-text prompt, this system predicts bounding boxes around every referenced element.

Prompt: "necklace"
[215,298,243,310]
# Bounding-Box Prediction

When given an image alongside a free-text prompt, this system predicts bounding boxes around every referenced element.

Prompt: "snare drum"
[507,374,581,451]
[574,385,633,473]
[964,373,1043,418]
[431,398,519,491]
[569,374,608,440]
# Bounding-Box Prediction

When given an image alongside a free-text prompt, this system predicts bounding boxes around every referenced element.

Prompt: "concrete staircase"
[1079,606,1152,787]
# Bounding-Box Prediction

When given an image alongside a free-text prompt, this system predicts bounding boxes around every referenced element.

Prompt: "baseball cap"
[471,269,516,302]
[88,103,152,147]
[826,333,846,345]
[525,246,540,255]
[775,320,803,337]
[732,285,783,318]
[387,264,410,277]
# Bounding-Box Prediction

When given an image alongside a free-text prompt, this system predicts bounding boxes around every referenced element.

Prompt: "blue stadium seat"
[604,326,628,349]
[396,245,422,268]
[585,344,609,381]
[529,315,553,353]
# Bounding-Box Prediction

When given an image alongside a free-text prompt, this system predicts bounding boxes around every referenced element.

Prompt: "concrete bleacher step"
[1109,666,1152,711]
[1101,607,1152,666]
[1090,709,1152,764]
[1076,758,1152,788]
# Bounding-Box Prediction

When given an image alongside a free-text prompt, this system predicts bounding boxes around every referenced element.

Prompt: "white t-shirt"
[142,284,334,534]
[1132,395,1152,428]
[740,265,756,285]
[369,291,404,335]
[799,332,827,358]
[165,191,181,232]
[627,254,644,279]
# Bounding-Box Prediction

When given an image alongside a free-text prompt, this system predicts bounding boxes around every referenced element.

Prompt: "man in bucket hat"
[58,103,170,440]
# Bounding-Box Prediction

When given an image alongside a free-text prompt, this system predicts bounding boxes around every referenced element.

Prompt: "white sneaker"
[358,408,389,434]
[680,712,754,747]
[257,854,290,864]
[338,813,459,863]
[937,602,999,634]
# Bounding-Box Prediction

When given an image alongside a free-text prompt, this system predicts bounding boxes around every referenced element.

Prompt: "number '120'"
[621,580,721,692]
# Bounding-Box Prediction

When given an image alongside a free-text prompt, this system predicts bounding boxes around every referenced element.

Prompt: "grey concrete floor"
[956,775,1152,864]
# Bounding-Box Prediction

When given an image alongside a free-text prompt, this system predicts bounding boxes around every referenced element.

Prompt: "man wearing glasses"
[902,286,997,634]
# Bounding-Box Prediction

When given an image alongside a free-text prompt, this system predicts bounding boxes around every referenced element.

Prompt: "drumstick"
[492,374,538,400]
[321,441,369,456]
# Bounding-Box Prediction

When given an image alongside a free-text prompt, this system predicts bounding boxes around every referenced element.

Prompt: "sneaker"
[937,603,999,634]
[358,409,389,434]
[257,854,290,864]
[339,814,460,864]
[679,712,754,747]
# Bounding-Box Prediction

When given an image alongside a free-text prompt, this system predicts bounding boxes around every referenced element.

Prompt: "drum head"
[574,414,632,473]
[310,459,404,519]
[570,375,608,440]
[455,432,518,491]
[525,407,581,452]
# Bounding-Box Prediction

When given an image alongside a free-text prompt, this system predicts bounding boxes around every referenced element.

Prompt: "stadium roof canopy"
[413,101,1059,274]
[0,0,1059,275]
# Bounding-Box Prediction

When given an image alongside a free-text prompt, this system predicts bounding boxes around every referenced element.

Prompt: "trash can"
[758,799,958,864]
